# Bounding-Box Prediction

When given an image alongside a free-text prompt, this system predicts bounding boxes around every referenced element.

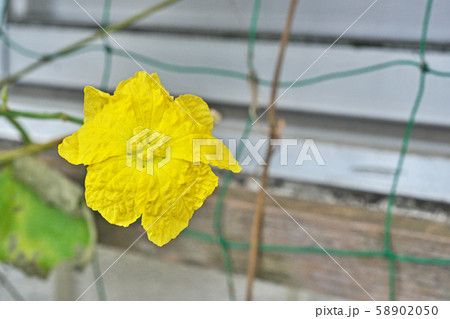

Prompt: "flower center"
[131,126,170,161]
[126,126,171,174]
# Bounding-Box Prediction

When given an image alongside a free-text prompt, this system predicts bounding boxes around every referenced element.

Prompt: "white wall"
[2,0,450,202]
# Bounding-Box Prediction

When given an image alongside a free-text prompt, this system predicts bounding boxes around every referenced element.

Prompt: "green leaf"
[0,157,95,277]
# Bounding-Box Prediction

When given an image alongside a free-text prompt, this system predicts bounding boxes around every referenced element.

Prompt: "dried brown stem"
[246,0,299,301]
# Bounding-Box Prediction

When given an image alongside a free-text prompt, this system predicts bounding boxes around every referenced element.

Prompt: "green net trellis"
[1,0,449,301]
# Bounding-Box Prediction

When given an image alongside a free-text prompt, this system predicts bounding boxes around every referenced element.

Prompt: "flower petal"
[58,101,138,165]
[154,95,213,139]
[84,86,111,123]
[174,95,214,132]
[141,159,218,246]
[85,156,150,227]
[114,71,173,129]
[167,134,242,173]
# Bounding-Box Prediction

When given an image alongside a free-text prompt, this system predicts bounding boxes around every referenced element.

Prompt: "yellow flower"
[58,71,241,246]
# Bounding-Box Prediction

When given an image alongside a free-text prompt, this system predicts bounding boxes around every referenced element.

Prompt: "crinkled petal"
[58,102,138,165]
[57,132,80,165]
[154,96,213,139]
[141,159,218,246]
[167,134,241,173]
[85,156,155,226]
[174,95,214,132]
[155,107,202,139]
[84,86,111,123]
[114,71,173,129]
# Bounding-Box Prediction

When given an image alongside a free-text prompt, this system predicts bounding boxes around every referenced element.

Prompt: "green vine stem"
[0,108,83,124]
[1,86,31,144]
[0,0,181,87]
[0,138,62,164]
[0,0,180,142]
[3,114,31,144]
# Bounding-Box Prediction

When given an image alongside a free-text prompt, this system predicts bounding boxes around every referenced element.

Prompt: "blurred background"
[0,0,449,301]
